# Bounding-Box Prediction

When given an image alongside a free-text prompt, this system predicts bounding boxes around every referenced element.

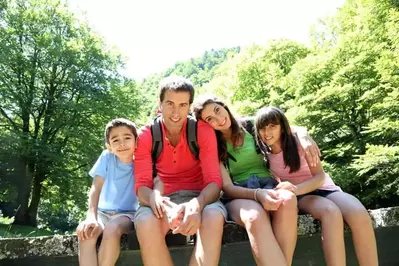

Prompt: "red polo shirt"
[134,119,222,195]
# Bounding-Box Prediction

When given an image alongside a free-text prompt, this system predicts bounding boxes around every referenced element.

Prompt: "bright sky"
[67,0,346,80]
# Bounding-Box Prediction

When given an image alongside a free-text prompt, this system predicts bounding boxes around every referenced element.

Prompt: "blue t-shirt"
[89,150,138,212]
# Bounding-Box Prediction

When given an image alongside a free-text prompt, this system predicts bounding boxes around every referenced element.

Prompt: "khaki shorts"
[134,190,227,223]
[97,210,136,227]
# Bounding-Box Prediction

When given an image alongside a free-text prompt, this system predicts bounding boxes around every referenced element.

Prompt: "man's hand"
[276,181,297,194]
[172,198,202,236]
[76,218,102,241]
[256,189,283,211]
[296,134,321,167]
[163,199,185,229]
[149,190,169,219]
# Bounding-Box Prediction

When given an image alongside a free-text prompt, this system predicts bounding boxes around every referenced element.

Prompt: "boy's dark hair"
[159,76,195,104]
[104,118,138,144]
[254,106,300,173]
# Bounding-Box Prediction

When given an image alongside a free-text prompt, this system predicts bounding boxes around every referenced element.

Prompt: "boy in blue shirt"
[76,118,139,266]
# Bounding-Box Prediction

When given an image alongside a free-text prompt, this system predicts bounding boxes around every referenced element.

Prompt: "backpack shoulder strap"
[186,116,199,159]
[239,116,261,154]
[240,116,255,135]
[150,116,163,177]
[224,153,239,185]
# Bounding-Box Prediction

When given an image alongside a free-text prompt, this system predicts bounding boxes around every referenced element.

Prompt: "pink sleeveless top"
[267,150,341,191]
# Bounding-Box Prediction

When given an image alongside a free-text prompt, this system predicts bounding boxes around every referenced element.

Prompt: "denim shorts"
[220,175,279,204]
[297,189,339,201]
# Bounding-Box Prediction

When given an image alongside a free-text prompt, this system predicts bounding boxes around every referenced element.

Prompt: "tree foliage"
[0,0,141,227]
[1,0,398,232]
[204,0,399,208]
[138,47,240,124]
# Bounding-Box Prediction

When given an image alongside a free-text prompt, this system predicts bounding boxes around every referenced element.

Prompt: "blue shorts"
[297,189,339,201]
[221,176,278,204]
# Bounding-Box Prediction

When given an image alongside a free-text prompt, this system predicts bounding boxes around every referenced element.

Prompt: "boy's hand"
[149,190,169,219]
[276,181,297,193]
[76,218,102,241]
[257,189,283,211]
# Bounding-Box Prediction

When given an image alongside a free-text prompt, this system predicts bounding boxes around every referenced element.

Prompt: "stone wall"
[1,206,399,265]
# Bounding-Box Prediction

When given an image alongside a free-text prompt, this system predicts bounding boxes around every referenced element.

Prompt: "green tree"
[233,40,310,109]
[0,0,141,226]
[289,0,399,207]
[203,40,310,115]
[164,47,240,87]
[138,47,241,123]
[201,0,399,208]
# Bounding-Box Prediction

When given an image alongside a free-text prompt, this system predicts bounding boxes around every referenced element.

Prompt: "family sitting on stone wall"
[75,76,378,266]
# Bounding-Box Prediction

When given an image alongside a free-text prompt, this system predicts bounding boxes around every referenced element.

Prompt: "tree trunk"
[27,173,44,226]
[13,157,34,226]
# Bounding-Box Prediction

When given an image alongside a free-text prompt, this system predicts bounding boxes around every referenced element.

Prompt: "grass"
[0,218,54,238]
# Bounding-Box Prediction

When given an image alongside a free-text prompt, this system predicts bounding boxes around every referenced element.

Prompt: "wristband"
[254,188,260,201]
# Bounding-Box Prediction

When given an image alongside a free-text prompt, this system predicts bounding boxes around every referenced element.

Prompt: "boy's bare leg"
[78,227,103,266]
[98,216,133,266]
[189,208,224,266]
[135,207,173,266]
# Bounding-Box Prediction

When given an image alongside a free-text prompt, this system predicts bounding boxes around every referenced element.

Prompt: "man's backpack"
[240,117,261,154]
[225,117,262,172]
[150,115,199,177]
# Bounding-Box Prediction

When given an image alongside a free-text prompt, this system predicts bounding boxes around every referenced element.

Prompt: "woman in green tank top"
[194,95,319,266]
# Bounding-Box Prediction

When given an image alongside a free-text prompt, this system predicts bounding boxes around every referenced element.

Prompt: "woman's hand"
[256,189,283,211]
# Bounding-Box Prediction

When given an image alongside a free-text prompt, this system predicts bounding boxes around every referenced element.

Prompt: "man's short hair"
[104,118,138,144]
[159,76,195,104]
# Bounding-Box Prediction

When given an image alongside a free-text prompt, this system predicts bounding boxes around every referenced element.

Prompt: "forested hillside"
[137,47,240,124]
[0,0,397,232]
[201,0,399,208]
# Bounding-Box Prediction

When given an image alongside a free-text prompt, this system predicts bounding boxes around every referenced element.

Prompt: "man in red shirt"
[134,76,227,266]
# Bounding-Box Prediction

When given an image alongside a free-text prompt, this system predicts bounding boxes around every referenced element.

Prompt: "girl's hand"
[256,189,283,211]
[276,181,297,194]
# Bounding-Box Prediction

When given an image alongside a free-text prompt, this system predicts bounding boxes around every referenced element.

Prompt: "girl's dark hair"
[193,95,243,161]
[254,106,300,173]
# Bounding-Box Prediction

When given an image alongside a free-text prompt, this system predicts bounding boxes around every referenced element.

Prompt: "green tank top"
[226,131,271,183]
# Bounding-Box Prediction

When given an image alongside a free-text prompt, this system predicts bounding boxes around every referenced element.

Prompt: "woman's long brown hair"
[193,95,244,161]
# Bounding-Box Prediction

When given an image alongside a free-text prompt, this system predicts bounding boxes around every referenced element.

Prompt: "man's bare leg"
[135,207,172,266]
[189,208,224,266]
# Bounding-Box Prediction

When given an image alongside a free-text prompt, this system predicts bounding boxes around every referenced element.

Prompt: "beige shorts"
[134,190,227,223]
[97,210,136,227]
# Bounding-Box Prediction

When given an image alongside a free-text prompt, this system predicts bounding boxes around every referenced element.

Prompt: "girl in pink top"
[254,106,378,266]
